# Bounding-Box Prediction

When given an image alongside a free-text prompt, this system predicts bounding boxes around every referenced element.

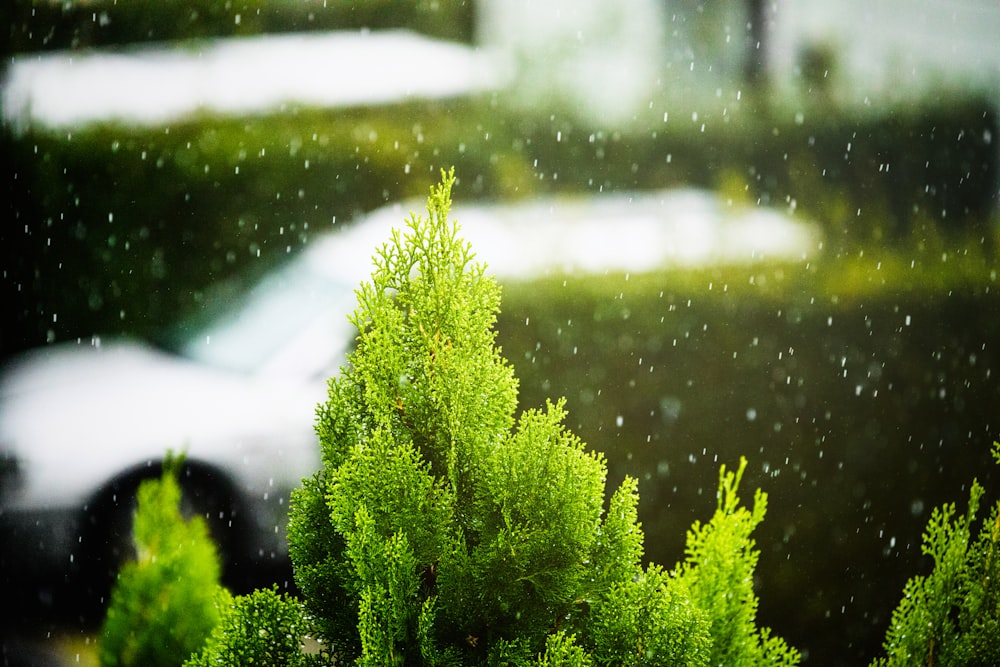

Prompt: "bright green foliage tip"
[99,455,222,667]
[673,458,799,666]
[870,441,1000,667]
[278,169,797,665]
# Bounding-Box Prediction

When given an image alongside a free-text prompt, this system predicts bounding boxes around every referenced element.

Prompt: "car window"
[174,257,358,379]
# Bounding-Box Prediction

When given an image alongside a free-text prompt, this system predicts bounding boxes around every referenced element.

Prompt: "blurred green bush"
[99,456,223,667]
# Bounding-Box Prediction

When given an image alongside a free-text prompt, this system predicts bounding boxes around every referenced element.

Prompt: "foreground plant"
[871,442,1000,667]
[277,169,796,664]
[98,168,998,666]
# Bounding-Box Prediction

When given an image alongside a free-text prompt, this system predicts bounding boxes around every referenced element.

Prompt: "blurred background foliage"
[2,95,996,356]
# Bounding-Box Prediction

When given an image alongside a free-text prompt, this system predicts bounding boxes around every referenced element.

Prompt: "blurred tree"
[99,455,222,667]
[744,0,768,87]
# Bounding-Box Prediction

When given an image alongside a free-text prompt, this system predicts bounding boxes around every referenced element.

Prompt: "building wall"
[478,0,999,125]
[766,0,1000,109]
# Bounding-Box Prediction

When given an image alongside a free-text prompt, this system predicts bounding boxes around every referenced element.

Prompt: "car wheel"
[74,460,246,620]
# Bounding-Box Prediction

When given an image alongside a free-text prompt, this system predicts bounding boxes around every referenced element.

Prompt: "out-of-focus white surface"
[451,189,818,276]
[0,340,321,508]
[1,30,508,128]
[768,0,1000,107]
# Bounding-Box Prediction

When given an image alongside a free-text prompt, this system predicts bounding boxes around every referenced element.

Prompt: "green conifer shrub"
[185,586,324,667]
[280,169,797,665]
[870,442,1000,667]
[98,455,222,667]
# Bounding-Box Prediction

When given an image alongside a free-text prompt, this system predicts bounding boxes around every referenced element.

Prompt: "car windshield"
[160,251,359,380]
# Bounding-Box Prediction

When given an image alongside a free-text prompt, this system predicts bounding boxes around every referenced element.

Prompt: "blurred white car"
[0,188,818,612]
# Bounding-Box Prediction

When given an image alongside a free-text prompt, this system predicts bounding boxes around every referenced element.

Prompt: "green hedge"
[1,100,515,355]
[493,258,999,664]
[2,95,995,357]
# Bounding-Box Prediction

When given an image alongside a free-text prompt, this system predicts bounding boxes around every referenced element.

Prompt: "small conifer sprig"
[673,458,800,666]
[871,441,1000,666]
[186,587,324,667]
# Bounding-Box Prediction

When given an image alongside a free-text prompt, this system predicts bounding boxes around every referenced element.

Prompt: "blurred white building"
[479,0,1000,122]
[767,0,1000,109]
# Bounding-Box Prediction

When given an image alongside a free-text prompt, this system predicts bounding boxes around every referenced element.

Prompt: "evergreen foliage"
[185,587,324,667]
[673,459,800,666]
[88,170,999,666]
[871,442,1000,667]
[282,169,797,665]
[98,455,222,667]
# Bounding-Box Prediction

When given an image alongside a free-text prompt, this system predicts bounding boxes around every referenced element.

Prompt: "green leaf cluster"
[279,169,797,665]
[98,455,222,667]
[871,442,1000,667]
[185,587,325,667]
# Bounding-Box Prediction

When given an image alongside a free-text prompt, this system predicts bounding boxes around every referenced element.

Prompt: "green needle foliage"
[185,587,325,667]
[281,169,797,665]
[871,442,1000,667]
[673,459,799,666]
[99,455,222,667]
